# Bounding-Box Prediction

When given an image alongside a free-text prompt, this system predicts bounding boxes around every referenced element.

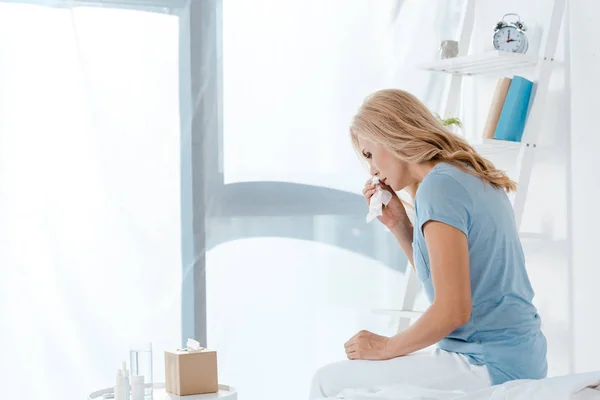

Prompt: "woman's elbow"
[434,301,472,330]
[453,309,472,327]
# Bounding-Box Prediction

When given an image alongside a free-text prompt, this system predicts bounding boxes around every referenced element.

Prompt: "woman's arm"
[389,218,415,269]
[344,220,472,361]
[385,220,472,357]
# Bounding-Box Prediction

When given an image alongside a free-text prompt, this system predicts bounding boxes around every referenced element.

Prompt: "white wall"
[569,0,600,374]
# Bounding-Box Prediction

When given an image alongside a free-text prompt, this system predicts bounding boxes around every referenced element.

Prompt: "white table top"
[88,383,237,400]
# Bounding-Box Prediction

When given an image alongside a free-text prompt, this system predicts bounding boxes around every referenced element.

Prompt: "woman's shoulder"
[420,162,498,199]
[416,162,511,221]
[429,161,472,182]
[414,164,474,216]
[417,163,471,201]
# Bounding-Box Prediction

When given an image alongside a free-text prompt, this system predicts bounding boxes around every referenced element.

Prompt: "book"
[482,77,512,139]
[493,75,534,142]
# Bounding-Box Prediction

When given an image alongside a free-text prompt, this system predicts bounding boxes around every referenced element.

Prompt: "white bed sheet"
[316,371,600,400]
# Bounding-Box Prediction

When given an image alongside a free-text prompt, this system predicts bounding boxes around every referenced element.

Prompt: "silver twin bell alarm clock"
[493,13,528,54]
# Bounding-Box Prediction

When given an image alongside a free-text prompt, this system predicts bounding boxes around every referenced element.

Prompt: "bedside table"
[88,383,237,400]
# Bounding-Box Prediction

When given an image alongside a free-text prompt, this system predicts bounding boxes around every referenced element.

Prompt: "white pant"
[309,348,492,399]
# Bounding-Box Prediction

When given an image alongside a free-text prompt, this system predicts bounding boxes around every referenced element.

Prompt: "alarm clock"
[493,13,528,54]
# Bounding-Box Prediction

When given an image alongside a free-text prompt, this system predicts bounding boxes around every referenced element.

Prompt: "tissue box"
[165,349,219,395]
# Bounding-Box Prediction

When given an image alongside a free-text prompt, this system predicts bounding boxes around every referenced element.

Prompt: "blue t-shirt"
[412,162,547,385]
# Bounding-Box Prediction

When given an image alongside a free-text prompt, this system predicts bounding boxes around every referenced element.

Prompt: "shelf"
[471,139,522,173]
[472,138,522,155]
[419,51,539,76]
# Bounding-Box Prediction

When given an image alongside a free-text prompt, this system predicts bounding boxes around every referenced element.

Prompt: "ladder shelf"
[387,0,568,339]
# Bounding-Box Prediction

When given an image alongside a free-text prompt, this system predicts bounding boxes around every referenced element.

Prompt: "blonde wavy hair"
[350,89,517,202]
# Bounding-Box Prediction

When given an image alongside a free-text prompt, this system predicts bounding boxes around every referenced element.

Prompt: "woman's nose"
[369,164,379,177]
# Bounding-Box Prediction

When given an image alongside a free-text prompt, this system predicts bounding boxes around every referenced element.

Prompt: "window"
[0,1,462,399]
[0,3,181,398]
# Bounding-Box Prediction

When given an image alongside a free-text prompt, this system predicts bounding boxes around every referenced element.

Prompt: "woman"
[309,89,547,399]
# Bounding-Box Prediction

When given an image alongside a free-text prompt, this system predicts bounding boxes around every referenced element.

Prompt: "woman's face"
[357,136,415,191]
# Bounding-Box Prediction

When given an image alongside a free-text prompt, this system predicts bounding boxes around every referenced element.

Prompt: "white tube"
[114,369,123,400]
[122,361,130,400]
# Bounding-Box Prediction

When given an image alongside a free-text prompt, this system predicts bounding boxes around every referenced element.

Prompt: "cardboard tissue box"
[165,338,219,396]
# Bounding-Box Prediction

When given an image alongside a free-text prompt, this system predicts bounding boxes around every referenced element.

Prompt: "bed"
[315,370,600,400]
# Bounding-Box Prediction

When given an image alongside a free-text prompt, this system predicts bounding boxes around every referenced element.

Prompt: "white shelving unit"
[375,0,568,336]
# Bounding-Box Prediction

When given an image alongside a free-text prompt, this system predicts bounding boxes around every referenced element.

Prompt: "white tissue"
[186,338,202,351]
[366,176,393,223]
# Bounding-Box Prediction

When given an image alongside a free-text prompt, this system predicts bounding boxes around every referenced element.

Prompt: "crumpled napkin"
[366,176,392,223]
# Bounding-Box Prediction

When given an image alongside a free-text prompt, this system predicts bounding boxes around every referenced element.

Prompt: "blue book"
[493,75,534,142]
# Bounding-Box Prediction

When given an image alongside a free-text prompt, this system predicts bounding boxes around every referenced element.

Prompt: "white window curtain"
[0,2,182,399]
[0,1,463,399]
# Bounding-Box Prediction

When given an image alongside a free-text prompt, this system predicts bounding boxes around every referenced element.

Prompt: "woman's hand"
[344,330,392,361]
[362,179,408,230]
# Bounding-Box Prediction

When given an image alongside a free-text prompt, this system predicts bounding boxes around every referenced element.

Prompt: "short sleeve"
[414,173,473,237]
